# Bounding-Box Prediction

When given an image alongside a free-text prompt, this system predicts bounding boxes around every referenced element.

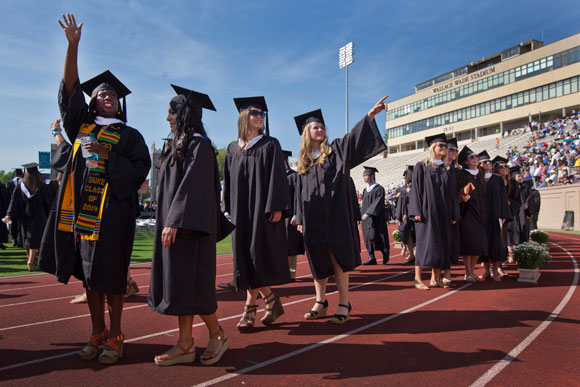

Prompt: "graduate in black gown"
[223,96,290,332]
[360,166,390,265]
[148,85,230,366]
[295,96,388,324]
[478,151,511,281]
[457,146,488,283]
[492,156,512,275]
[442,137,460,285]
[395,166,415,264]
[506,166,527,261]
[409,133,457,290]
[525,182,541,231]
[38,14,151,365]
[6,169,24,247]
[3,163,53,270]
[283,150,304,281]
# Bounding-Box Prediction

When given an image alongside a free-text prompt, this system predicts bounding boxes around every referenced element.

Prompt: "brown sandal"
[79,329,107,360]
[200,327,229,366]
[98,333,125,365]
[261,292,284,325]
[237,304,257,333]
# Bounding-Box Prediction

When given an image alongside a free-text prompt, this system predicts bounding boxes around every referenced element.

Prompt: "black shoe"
[382,252,390,264]
[363,257,377,265]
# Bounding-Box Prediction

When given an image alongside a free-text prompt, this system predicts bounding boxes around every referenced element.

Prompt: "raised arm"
[367,95,388,122]
[58,13,83,99]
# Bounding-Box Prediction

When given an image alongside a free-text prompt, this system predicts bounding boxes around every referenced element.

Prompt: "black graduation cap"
[363,166,378,175]
[282,150,292,159]
[492,156,508,166]
[403,165,414,177]
[458,145,475,165]
[424,132,447,147]
[234,96,269,136]
[294,109,325,136]
[13,168,23,176]
[22,162,39,173]
[81,70,131,122]
[447,137,458,148]
[510,166,522,175]
[477,150,490,160]
[171,84,216,111]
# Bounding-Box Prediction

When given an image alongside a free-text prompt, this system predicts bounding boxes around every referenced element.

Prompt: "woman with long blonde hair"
[409,133,457,290]
[223,96,290,333]
[295,96,388,324]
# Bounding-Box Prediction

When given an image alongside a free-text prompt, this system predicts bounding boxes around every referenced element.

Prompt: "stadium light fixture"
[339,42,354,133]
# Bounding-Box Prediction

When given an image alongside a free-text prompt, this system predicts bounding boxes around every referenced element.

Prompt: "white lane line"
[0,260,407,372]
[192,282,472,387]
[470,242,579,387]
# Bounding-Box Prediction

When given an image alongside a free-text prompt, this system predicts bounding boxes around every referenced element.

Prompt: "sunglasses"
[480,160,491,164]
[249,110,266,118]
[497,165,507,169]
[448,147,458,152]
[436,143,448,149]
[468,154,478,160]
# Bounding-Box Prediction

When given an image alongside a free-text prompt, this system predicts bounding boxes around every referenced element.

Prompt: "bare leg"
[309,277,328,314]
[155,315,195,360]
[329,251,349,309]
[414,265,429,289]
[106,293,124,338]
[86,290,106,336]
[288,255,297,279]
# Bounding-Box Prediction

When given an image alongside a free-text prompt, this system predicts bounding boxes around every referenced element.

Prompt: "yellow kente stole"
[57,123,121,241]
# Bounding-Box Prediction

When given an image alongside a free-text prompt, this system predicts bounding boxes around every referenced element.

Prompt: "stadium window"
[523,91,529,104]
[561,52,568,67]
[533,60,540,72]
[553,53,561,69]
[547,56,553,68]
[549,85,555,98]
[572,77,578,94]
[501,97,507,110]
[540,58,546,69]
[556,81,563,97]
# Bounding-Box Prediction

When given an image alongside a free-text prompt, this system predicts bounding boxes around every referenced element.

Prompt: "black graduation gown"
[483,174,511,261]
[395,186,414,244]
[458,170,488,256]
[223,136,290,290]
[285,168,305,256]
[148,137,219,316]
[7,183,53,250]
[361,183,390,254]
[38,80,151,294]
[348,177,361,253]
[449,166,461,264]
[0,184,9,243]
[296,116,386,279]
[408,162,456,270]
[507,180,526,246]
[526,189,541,231]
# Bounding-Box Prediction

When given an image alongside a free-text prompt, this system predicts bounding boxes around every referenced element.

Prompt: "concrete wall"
[538,185,580,230]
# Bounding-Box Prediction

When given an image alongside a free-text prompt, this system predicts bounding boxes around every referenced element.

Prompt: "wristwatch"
[52,129,62,136]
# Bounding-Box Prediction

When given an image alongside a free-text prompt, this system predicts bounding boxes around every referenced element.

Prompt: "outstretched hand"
[367,95,388,121]
[58,13,83,44]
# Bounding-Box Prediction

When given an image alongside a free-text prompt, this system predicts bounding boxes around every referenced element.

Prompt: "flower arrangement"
[529,229,549,244]
[392,229,401,242]
[513,241,552,269]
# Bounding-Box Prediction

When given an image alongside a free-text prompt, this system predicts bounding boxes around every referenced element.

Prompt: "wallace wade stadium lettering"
[432,66,497,93]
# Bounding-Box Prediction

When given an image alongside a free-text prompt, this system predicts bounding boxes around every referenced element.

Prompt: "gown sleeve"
[50,141,73,173]
[408,163,424,219]
[332,116,386,169]
[164,139,215,235]
[365,186,385,217]
[263,139,290,214]
[6,185,23,220]
[222,145,232,215]
[58,80,89,142]
[295,173,303,225]
[107,129,151,202]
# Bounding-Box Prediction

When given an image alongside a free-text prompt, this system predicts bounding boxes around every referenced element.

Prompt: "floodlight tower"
[339,42,354,133]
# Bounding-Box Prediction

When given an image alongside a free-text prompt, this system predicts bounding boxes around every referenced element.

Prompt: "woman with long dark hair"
[409,133,456,290]
[295,96,388,324]
[3,164,53,270]
[395,166,415,264]
[457,146,488,282]
[223,97,290,332]
[148,85,231,366]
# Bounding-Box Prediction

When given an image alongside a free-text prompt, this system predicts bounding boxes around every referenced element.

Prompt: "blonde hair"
[298,122,332,174]
[237,108,264,151]
[423,142,449,169]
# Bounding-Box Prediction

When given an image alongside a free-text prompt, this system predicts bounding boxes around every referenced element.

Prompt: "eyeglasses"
[249,110,265,118]
[436,143,448,149]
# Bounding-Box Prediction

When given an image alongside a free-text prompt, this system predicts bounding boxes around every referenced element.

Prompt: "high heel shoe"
[304,300,328,320]
[261,292,284,325]
[155,339,196,366]
[237,304,257,333]
[79,329,107,360]
[98,333,125,365]
[330,302,352,325]
[200,327,229,366]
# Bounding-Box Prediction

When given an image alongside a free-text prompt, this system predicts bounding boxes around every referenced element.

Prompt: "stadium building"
[385,32,580,153]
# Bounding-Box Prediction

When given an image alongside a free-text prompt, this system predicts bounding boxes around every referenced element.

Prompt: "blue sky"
[1,0,579,171]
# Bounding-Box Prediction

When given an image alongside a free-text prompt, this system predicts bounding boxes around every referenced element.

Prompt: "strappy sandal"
[304,299,328,320]
[154,339,196,366]
[414,280,430,290]
[200,327,229,366]
[330,302,352,325]
[79,329,107,360]
[126,277,139,297]
[237,304,257,333]
[261,292,285,325]
[98,333,125,365]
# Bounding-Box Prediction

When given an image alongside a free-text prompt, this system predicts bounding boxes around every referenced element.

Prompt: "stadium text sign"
[432,66,496,94]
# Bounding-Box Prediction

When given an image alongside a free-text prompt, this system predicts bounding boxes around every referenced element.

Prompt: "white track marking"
[470,242,579,387]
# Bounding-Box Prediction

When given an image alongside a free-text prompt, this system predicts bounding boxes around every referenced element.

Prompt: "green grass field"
[0,233,232,277]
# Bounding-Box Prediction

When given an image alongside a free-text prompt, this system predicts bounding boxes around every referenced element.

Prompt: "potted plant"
[392,229,403,249]
[513,241,552,284]
[529,229,549,245]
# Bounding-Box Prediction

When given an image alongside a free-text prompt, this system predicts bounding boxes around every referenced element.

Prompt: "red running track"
[0,228,578,386]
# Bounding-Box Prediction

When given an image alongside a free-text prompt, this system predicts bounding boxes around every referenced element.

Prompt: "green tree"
[0,170,14,185]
